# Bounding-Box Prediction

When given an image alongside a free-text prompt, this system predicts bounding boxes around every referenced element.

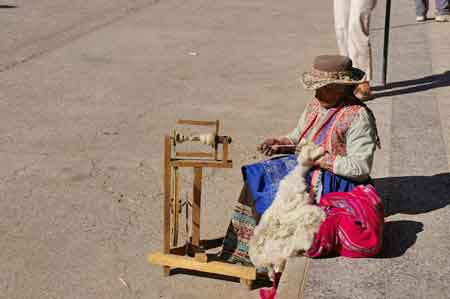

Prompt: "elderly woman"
[220,55,383,267]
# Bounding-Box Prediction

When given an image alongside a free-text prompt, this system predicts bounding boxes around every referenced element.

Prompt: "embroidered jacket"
[286,98,377,181]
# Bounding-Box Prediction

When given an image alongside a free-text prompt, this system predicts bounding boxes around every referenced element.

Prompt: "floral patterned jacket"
[286,98,378,181]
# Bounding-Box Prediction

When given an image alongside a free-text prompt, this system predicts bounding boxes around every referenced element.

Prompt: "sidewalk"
[0,0,449,298]
[287,1,450,298]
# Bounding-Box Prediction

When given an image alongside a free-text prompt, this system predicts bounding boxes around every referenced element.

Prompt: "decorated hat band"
[310,69,353,81]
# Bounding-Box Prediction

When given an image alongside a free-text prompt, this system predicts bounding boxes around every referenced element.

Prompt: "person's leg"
[435,0,449,21]
[435,0,449,15]
[334,0,351,57]
[348,0,376,81]
[415,0,429,18]
[348,0,376,100]
[306,185,384,258]
[220,184,258,265]
[220,156,299,264]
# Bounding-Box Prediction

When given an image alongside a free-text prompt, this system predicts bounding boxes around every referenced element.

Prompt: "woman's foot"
[354,82,373,101]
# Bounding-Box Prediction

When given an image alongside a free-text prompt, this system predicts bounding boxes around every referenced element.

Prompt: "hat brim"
[301,67,366,90]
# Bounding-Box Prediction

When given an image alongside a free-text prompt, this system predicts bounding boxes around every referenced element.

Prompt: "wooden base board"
[148,251,256,280]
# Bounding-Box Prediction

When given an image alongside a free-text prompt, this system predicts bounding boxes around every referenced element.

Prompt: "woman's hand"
[257,137,294,156]
[296,140,325,166]
[257,137,280,156]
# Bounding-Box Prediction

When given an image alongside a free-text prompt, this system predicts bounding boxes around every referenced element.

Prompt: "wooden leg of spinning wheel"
[192,167,202,248]
[172,167,180,247]
[185,192,190,247]
[240,278,253,290]
[163,266,171,277]
[163,136,172,255]
[214,120,219,160]
[162,137,172,277]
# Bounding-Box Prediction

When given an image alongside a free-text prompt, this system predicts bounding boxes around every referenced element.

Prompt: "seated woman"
[220,55,384,268]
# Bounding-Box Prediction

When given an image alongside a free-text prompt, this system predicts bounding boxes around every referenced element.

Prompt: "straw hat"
[301,55,366,90]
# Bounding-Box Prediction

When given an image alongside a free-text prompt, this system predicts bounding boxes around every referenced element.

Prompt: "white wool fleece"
[248,143,326,269]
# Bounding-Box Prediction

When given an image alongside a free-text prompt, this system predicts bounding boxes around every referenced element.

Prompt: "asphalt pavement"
[0,0,449,298]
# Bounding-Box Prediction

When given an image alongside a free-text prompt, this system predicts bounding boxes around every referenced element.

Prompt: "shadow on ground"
[378,220,424,258]
[372,71,450,98]
[371,19,436,32]
[169,268,272,289]
[372,173,449,257]
[374,173,450,216]
[0,5,17,8]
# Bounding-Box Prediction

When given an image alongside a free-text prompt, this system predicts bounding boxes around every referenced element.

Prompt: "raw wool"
[248,142,327,269]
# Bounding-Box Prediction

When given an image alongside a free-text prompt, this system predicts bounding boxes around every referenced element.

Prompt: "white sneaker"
[416,16,426,22]
[435,15,449,22]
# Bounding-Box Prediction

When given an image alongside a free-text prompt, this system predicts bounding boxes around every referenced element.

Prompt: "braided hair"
[346,85,381,149]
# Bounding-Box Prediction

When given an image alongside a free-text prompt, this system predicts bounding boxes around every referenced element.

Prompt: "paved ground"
[301,1,450,298]
[0,0,449,298]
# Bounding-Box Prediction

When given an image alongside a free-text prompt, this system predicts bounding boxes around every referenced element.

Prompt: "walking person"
[415,0,449,22]
[333,0,377,101]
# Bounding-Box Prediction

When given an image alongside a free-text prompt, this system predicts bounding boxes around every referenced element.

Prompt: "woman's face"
[316,84,350,107]
[319,84,347,97]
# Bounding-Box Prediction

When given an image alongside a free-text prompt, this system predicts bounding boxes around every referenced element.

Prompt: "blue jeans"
[416,0,449,16]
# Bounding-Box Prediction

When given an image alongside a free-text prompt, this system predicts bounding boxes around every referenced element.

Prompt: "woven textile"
[219,166,363,265]
[306,184,384,258]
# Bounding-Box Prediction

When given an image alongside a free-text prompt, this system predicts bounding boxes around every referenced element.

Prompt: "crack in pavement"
[0,0,161,73]
[0,152,49,186]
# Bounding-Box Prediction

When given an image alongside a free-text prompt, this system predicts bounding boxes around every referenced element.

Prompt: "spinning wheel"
[148,120,257,288]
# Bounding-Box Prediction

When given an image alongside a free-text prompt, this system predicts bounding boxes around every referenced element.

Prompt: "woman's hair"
[350,91,381,149]
[345,84,357,95]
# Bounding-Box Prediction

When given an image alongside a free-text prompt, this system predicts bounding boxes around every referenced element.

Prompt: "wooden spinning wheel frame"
[148,120,257,289]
